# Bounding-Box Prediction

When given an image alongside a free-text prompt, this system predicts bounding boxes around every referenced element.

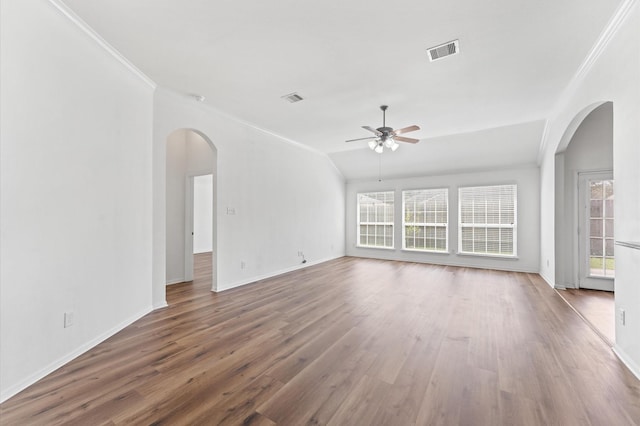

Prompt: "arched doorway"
[165,128,217,300]
[554,101,614,343]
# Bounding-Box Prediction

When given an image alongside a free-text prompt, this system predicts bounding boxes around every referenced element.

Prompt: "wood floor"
[2,256,639,425]
[558,288,615,345]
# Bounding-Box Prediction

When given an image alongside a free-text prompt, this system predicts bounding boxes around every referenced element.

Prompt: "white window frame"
[458,184,517,257]
[402,188,448,253]
[357,191,395,249]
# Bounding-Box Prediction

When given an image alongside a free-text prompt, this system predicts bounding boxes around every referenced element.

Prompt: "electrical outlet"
[619,308,626,326]
[240,261,246,269]
[226,207,236,215]
[64,312,74,328]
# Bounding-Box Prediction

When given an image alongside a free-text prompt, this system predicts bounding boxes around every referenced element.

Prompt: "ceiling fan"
[346,105,420,153]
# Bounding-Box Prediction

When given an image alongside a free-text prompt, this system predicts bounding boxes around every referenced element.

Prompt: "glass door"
[578,172,614,291]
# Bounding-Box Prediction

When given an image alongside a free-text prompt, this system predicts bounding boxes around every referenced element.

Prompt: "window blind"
[458,184,517,256]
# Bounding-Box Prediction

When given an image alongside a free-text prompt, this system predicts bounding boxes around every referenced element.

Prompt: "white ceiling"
[60,0,621,178]
[330,120,545,181]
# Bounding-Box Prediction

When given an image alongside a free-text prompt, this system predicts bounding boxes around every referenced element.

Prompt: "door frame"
[577,170,614,291]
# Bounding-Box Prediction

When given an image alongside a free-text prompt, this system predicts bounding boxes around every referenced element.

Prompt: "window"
[403,188,448,252]
[357,191,394,248]
[588,179,615,278]
[459,184,517,256]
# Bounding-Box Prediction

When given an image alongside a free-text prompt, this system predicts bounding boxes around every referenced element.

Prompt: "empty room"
[1,0,639,424]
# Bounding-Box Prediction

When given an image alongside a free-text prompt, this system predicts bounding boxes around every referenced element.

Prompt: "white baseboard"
[166,278,185,285]
[216,255,343,292]
[612,345,640,381]
[347,253,539,274]
[0,305,153,404]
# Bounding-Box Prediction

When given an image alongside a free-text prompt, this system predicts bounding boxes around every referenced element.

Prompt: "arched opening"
[554,101,614,343]
[165,128,217,301]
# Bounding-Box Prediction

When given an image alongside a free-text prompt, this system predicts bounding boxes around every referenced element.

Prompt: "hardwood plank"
[255,326,376,424]
[414,337,468,425]
[326,374,392,426]
[1,255,639,425]
[558,288,615,345]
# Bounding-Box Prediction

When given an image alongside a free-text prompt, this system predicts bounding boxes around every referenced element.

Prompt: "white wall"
[555,103,613,288]
[538,1,640,376]
[0,0,154,401]
[346,166,540,272]
[193,175,214,254]
[166,130,188,283]
[153,88,346,304]
[165,129,214,284]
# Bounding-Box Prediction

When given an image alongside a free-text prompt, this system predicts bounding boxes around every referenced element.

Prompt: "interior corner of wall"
[538,270,556,288]
[153,300,168,310]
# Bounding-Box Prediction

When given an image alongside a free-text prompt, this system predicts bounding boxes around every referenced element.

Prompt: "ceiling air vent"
[281,92,304,103]
[427,40,460,62]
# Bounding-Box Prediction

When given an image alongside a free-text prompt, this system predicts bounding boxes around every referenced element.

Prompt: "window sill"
[402,249,450,255]
[456,251,519,260]
[355,245,395,251]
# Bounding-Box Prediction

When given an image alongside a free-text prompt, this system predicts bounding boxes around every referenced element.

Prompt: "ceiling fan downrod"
[380,105,388,128]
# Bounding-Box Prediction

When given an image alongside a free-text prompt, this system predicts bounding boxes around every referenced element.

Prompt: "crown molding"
[48,0,156,89]
[537,0,638,163]
[570,0,637,87]
[210,104,347,179]
[162,87,340,158]
[537,119,551,163]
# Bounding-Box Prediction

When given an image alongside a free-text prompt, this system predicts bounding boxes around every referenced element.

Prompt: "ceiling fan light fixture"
[345,105,420,153]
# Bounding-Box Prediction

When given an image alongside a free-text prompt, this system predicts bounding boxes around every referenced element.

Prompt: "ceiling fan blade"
[395,136,420,144]
[345,136,378,143]
[393,125,420,135]
[362,125,382,136]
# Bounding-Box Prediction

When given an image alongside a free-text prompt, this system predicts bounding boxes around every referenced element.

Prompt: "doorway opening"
[554,101,614,344]
[193,174,213,254]
[165,129,217,301]
[184,174,213,282]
